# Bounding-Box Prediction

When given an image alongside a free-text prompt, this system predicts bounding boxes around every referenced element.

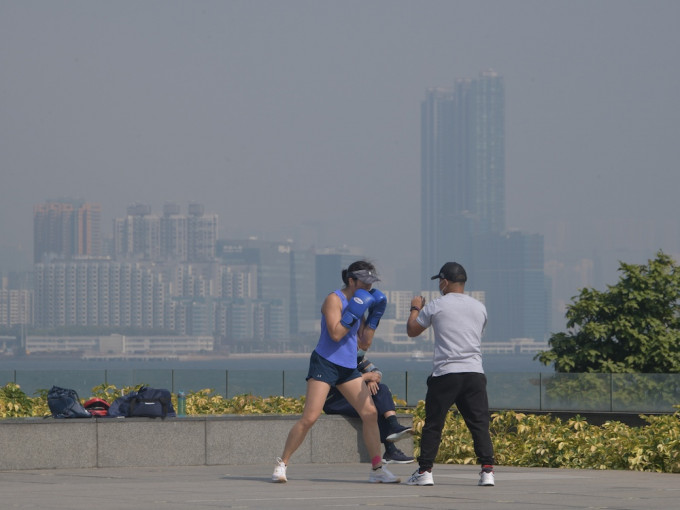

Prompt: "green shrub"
[409,401,680,473]
[0,383,34,418]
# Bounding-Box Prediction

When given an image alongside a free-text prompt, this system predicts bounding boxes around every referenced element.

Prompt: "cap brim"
[430,274,441,280]
[351,269,380,284]
[359,275,380,284]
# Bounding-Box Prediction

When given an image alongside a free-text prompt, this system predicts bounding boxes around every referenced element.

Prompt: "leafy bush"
[182,389,305,415]
[409,401,680,473]
[0,383,35,418]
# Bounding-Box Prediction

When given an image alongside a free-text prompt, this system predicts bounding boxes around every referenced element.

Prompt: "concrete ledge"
[0,414,413,471]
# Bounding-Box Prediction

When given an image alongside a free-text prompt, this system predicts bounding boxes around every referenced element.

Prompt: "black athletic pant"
[323,382,396,443]
[418,372,495,470]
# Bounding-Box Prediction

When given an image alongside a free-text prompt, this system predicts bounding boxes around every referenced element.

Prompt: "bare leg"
[337,377,382,462]
[280,378,330,464]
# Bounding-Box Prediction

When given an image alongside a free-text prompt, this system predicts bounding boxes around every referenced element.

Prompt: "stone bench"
[0,414,413,471]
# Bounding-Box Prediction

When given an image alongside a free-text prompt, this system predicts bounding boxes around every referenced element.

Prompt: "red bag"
[83,398,110,417]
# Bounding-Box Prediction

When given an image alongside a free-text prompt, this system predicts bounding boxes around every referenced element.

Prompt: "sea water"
[0,352,549,372]
[0,352,551,405]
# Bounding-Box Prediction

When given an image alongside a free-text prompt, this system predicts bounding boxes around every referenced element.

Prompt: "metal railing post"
[405,371,408,406]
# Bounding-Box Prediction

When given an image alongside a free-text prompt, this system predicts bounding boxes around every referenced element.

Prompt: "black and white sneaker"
[386,424,414,443]
[382,447,415,464]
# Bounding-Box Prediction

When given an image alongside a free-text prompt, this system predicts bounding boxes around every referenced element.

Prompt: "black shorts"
[306,350,361,386]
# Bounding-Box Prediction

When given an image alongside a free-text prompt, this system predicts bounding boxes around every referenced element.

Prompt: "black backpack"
[109,386,175,419]
[47,386,92,418]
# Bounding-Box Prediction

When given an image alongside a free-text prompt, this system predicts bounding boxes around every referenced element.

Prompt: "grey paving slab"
[0,463,678,510]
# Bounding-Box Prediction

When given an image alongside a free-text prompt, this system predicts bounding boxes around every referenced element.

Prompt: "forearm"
[407,296,426,337]
[362,371,382,383]
[358,325,375,350]
[407,314,422,337]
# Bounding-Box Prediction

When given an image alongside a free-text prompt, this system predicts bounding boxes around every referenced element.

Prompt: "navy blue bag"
[109,387,175,418]
[47,386,92,418]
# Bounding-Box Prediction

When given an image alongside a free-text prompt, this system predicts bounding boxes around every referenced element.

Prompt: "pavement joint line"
[188,494,424,503]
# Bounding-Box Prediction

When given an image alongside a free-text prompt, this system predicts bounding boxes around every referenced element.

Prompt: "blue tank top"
[314,289,360,368]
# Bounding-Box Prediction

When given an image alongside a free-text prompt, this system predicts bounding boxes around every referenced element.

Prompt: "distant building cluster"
[1,70,553,355]
[12,201,450,354]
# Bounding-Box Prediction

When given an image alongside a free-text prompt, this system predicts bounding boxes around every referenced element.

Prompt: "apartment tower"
[33,200,102,263]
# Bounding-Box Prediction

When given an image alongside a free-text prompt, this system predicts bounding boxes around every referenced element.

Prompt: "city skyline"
[2,2,680,334]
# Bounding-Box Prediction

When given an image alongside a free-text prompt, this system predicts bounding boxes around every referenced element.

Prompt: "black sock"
[386,415,400,429]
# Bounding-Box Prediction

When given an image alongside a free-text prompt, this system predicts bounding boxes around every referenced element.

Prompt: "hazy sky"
[2,1,680,321]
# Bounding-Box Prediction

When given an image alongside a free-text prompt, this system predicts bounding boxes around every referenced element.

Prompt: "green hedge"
[409,401,680,473]
[2,383,678,473]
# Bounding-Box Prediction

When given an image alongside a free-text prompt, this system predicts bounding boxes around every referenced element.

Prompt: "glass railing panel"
[381,371,407,405]
[15,369,106,398]
[173,369,228,397]
[104,369,135,389]
[540,373,612,411]
[612,373,680,413]
[0,370,15,386]
[487,373,541,410]
[404,371,430,406]
[227,370,283,398]
[104,369,173,392]
[282,370,307,398]
[5,369,679,413]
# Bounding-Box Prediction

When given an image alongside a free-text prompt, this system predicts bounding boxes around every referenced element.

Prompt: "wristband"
[410,306,421,312]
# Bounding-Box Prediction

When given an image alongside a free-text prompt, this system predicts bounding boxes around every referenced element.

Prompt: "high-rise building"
[160,202,187,261]
[472,231,549,342]
[112,203,161,260]
[33,260,168,329]
[421,71,505,286]
[34,200,102,263]
[187,203,218,262]
[112,202,217,262]
[216,238,299,341]
[421,71,547,342]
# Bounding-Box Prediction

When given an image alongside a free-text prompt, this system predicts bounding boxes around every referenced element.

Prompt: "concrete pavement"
[1,462,678,509]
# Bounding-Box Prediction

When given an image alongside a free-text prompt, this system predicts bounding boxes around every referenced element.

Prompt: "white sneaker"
[272,457,287,483]
[404,468,434,486]
[368,465,400,483]
[478,469,495,486]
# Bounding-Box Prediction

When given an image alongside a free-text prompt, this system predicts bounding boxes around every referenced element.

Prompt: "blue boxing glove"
[366,289,387,330]
[340,289,376,329]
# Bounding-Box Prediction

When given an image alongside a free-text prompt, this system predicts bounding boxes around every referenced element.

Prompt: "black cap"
[431,262,467,283]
